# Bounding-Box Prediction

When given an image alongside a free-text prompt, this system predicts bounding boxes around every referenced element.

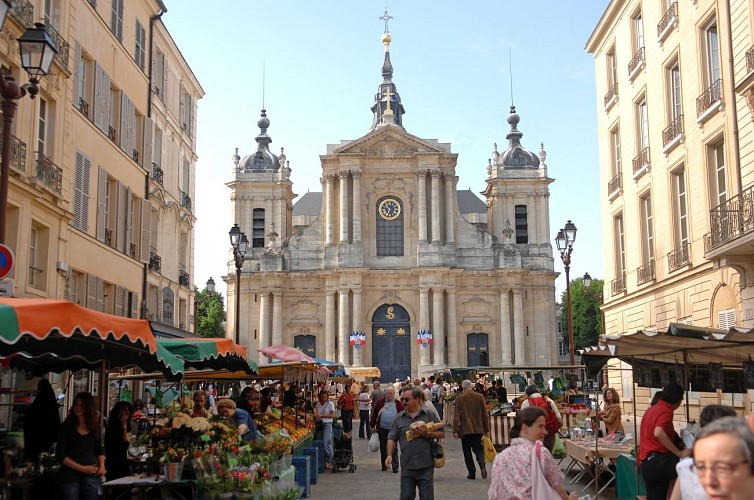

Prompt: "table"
[615,453,646,500]
[563,439,633,496]
[487,410,593,447]
[102,475,197,500]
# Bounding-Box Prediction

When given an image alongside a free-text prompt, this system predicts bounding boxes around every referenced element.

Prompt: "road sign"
[0,279,13,297]
[0,245,13,280]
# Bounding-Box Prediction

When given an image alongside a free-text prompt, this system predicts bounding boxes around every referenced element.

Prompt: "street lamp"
[582,272,591,288]
[0,20,57,243]
[555,220,577,365]
[229,224,249,345]
[193,277,216,335]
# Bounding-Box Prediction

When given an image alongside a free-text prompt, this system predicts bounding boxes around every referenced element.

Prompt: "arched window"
[376,196,404,256]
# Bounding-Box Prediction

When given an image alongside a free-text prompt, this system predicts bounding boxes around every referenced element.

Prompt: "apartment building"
[1,0,202,331]
[586,0,754,415]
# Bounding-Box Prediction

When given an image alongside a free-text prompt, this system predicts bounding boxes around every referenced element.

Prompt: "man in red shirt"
[638,382,691,500]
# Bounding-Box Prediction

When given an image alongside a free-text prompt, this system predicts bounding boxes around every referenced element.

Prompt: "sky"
[161,1,610,302]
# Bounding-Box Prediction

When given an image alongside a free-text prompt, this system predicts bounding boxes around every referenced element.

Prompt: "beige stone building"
[226,31,560,379]
[586,0,754,416]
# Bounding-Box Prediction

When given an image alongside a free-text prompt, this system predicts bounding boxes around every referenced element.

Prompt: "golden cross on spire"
[383,85,394,114]
[379,6,393,33]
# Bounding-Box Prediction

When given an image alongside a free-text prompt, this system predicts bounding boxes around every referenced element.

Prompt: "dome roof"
[498,106,540,169]
[240,109,280,172]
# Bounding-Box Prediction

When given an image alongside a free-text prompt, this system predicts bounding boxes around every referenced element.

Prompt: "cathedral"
[224,28,559,380]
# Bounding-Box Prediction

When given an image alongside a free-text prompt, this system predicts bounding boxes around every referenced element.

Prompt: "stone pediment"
[331,126,446,157]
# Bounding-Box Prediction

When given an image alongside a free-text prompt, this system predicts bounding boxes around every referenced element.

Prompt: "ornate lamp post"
[229,224,249,345]
[555,220,577,365]
[0,19,58,243]
[193,277,216,335]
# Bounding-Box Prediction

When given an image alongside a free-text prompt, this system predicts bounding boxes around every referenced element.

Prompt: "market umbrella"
[0,298,184,380]
[157,337,257,373]
[258,345,315,363]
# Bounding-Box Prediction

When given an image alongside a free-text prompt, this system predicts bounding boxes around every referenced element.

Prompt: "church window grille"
[515,205,528,244]
[252,208,265,248]
[376,197,404,256]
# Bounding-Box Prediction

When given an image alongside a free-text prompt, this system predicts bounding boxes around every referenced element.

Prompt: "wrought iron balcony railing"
[632,147,650,176]
[0,134,27,173]
[704,184,754,252]
[179,270,190,287]
[607,172,622,197]
[132,149,139,164]
[628,47,645,77]
[667,243,690,272]
[34,151,62,195]
[129,242,136,259]
[10,1,34,28]
[151,163,163,185]
[662,115,684,147]
[657,2,677,38]
[43,20,69,70]
[747,46,754,74]
[637,260,655,285]
[696,79,722,117]
[108,126,117,144]
[611,274,626,295]
[604,82,618,108]
[78,97,89,119]
[181,190,192,210]
[149,252,161,273]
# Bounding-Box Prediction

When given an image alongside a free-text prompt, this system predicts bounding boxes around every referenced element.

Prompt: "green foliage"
[559,276,603,351]
[194,286,225,338]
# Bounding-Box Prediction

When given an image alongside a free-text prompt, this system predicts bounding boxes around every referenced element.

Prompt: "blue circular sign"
[0,244,14,280]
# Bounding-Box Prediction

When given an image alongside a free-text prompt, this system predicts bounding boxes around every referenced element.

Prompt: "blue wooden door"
[294,335,316,358]
[467,333,490,367]
[372,304,411,382]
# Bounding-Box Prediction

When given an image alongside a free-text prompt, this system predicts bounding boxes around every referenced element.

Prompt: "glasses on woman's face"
[690,460,749,478]
[401,397,412,402]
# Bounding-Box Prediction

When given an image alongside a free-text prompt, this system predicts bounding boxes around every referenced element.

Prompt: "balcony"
[632,147,650,179]
[704,185,754,253]
[78,97,90,120]
[129,242,136,259]
[628,47,645,81]
[148,252,161,273]
[0,134,27,173]
[181,190,192,210]
[657,2,677,44]
[151,163,164,185]
[179,270,190,287]
[696,79,723,122]
[637,260,655,285]
[667,243,690,272]
[34,151,62,195]
[604,82,618,110]
[108,125,117,144]
[611,274,626,296]
[607,172,622,201]
[9,1,34,28]
[132,149,139,164]
[104,228,112,246]
[662,115,684,153]
[747,46,754,74]
[43,20,69,70]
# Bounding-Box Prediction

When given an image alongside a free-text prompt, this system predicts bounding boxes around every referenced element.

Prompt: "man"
[430,377,446,419]
[371,386,403,472]
[394,378,402,394]
[369,381,384,421]
[452,379,490,480]
[387,386,444,499]
[520,384,562,451]
[494,380,507,404]
[638,382,691,500]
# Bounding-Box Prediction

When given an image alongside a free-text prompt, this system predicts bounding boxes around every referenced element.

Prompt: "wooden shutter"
[101,72,111,134]
[142,116,153,169]
[86,273,97,309]
[81,155,91,231]
[93,62,103,131]
[73,41,82,107]
[114,285,125,317]
[96,167,107,242]
[160,53,167,100]
[96,277,105,312]
[179,85,185,129]
[717,309,736,330]
[116,181,125,251]
[73,152,84,230]
[120,92,129,153]
[125,189,133,256]
[140,198,150,263]
[62,269,72,301]
[128,99,136,155]
[130,291,139,319]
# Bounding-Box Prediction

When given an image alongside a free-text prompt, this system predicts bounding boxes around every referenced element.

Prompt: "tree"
[195,286,225,338]
[560,276,603,352]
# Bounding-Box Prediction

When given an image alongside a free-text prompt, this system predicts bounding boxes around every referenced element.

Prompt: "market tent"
[0,298,184,380]
[157,337,257,373]
[110,361,329,382]
[346,366,381,380]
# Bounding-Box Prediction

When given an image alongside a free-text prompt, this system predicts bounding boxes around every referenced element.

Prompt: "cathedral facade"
[224,31,559,379]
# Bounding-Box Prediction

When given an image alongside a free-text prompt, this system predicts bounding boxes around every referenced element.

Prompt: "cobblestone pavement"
[309,424,618,499]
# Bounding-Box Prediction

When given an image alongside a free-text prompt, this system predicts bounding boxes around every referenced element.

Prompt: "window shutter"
[142,116,153,169]
[130,291,139,319]
[101,72,111,134]
[125,189,133,256]
[73,41,82,107]
[161,53,167,100]
[62,269,72,301]
[73,152,84,230]
[717,308,736,330]
[128,98,136,155]
[96,167,107,242]
[188,96,193,134]
[81,155,91,231]
[86,273,97,309]
[93,62,103,131]
[179,85,185,129]
[116,181,125,251]
[140,198,150,263]
[120,92,129,154]
[96,277,105,312]
[114,285,125,317]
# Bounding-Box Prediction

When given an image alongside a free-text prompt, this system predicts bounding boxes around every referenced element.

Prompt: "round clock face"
[379,198,401,220]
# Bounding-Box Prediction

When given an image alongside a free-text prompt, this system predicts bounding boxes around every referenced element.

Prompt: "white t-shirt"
[358,392,371,412]
[316,400,335,423]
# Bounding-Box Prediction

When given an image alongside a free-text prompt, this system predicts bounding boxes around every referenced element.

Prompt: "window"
[252,208,265,248]
[28,222,49,291]
[75,46,94,118]
[710,142,727,207]
[607,48,617,88]
[717,308,736,329]
[637,98,649,151]
[111,0,123,41]
[44,0,59,28]
[73,151,91,231]
[668,62,682,121]
[515,204,528,244]
[153,49,165,100]
[376,196,404,256]
[704,19,721,87]
[37,97,53,155]
[614,214,626,278]
[610,126,621,177]
[633,13,644,53]
[672,168,688,248]
[109,85,121,144]
[69,270,84,305]
[640,193,654,265]
[154,126,163,167]
[179,85,192,133]
[135,21,146,71]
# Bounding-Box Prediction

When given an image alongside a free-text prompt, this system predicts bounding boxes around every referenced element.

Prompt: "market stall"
[157,337,257,373]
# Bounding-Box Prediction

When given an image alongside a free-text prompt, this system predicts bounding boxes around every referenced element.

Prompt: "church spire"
[370,7,405,131]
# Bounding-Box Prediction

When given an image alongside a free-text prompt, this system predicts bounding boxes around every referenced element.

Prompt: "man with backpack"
[520,384,562,451]
[430,377,446,419]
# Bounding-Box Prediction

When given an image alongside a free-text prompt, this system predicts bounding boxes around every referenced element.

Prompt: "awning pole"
[633,375,639,498]
[683,351,690,423]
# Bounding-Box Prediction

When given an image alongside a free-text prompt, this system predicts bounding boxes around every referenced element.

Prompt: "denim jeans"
[400,465,434,500]
[60,475,101,500]
[359,409,372,438]
[315,422,333,464]
[340,409,354,433]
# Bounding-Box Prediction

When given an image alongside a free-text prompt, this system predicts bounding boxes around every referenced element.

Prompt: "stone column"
[258,292,270,365]
[271,291,282,346]
[500,291,512,365]
[338,170,349,243]
[513,290,525,364]
[276,196,284,241]
[352,171,362,243]
[352,289,363,366]
[419,287,430,366]
[446,289,458,366]
[444,173,455,245]
[325,291,336,361]
[338,290,350,366]
[324,174,334,246]
[417,171,428,243]
[430,170,441,244]
[432,289,445,366]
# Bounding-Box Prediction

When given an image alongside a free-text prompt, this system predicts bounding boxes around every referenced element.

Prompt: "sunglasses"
[401,397,412,402]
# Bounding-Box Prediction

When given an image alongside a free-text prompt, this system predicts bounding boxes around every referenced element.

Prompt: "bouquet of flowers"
[160,446,188,463]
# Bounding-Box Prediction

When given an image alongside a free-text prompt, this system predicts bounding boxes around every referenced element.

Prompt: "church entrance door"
[372,304,411,383]
[294,335,316,358]
[467,333,489,367]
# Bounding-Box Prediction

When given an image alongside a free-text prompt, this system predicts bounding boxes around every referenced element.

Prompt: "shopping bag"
[431,439,445,468]
[482,435,497,462]
[531,441,561,500]
[552,434,567,459]
[368,432,380,452]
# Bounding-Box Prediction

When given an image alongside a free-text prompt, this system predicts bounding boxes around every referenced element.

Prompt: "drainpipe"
[725,0,742,197]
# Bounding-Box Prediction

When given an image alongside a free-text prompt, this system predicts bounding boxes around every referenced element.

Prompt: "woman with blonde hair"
[598,387,624,435]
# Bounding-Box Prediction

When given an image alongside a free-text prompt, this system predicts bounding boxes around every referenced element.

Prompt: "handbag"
[531,441,561,500]
[482,435,496,462]
[431,439,445,468]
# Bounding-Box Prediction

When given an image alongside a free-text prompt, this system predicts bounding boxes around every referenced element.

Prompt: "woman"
[259,387,273,414]
[23,379,60,463]
[369,386,403,473]
[56,392,106,500]
[358,385,372,439]
[337,383,355,434]
[236,386,256,416]
[598,387,624,435]
[692,416,754,500]
[315,390,336,470]
[488,407,577,500]
[105,401,133,481]
[216,398,257,441]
